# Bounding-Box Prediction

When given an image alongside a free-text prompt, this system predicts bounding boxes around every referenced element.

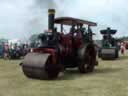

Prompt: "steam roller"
[98,27,119,60]
[20,9,98,80]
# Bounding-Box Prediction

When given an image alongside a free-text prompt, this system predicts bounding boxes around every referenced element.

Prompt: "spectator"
[3,43,9,59]
[120,42,125,55]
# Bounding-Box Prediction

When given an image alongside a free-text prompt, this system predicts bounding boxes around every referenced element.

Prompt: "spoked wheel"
[86,56,96,72]
[78,54,91,73]
[78,43,96,73]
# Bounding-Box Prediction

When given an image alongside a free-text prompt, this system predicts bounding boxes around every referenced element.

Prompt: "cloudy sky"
[0,0,128,40]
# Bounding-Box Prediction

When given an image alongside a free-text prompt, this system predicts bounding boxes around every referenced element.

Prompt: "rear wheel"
[78,54,91,73]
[78,44,96,73]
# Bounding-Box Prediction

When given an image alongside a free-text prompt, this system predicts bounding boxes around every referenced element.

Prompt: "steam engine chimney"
[48,9,55,32]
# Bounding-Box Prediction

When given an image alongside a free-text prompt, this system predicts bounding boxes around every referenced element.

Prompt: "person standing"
[120,42,125,55]
[3,43,9,59]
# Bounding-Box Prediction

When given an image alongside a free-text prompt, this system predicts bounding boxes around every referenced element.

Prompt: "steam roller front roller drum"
[101,48,117,60]
[21,52,61,80]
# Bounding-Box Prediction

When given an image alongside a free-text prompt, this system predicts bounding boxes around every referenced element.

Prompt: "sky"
[0,0,128,40]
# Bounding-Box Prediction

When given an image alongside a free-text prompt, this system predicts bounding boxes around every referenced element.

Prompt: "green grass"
[0,52,128,96]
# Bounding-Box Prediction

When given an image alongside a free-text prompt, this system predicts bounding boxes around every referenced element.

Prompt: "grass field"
[0,52,128,96]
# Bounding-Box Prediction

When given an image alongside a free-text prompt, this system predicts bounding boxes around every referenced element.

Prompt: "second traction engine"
[99,27,119,60]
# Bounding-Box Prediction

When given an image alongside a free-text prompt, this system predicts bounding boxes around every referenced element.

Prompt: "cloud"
[0,0,34,40]
[0,0,128,40]
[53,0,128,39]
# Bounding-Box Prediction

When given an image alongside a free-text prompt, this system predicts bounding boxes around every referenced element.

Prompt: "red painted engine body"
[32,31,84,68]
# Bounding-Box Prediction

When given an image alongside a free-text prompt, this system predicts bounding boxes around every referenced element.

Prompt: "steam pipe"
[48,9,55,32]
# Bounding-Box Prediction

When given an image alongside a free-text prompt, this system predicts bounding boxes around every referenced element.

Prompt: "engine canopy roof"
[54,17,97,26]
[100,27,117,35]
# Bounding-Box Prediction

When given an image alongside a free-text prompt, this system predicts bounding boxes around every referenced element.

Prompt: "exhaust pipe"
[48,9,55,32]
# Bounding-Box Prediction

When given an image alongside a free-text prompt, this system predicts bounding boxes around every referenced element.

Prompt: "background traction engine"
[20,9,98,80]
[99,27,119,60]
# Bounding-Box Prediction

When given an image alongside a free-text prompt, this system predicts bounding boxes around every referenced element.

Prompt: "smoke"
[0,0,34,41]
[0,0,128,41]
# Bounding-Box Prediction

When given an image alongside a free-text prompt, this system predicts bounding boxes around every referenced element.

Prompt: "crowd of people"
[0,40,127,59]
[0,42,30,59]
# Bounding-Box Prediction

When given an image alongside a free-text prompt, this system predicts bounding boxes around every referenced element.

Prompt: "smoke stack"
[48,9,55,32]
